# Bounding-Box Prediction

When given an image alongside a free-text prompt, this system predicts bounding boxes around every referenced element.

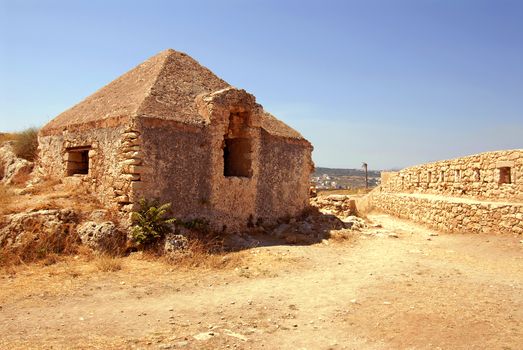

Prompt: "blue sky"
[1,0,522,169]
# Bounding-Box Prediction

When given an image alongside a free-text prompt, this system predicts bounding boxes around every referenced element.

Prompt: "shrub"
[182,218,210,234]
[0,132,16,144]
[131,198,176,246]
[95,255,122,272]
[13,127,39,161]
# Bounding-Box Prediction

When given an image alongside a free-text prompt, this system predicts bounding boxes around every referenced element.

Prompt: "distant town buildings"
[311,172,380,190]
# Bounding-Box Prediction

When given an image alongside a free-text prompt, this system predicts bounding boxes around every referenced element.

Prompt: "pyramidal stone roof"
[42,49,305,140]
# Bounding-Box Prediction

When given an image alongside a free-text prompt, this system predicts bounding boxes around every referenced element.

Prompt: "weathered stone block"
[122,158,142,166]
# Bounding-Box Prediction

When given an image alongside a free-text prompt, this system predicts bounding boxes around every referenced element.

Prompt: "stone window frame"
[454,169,461,182]
[65,146,92,177]
[223,137,253,178]
[498,167,512,184]
[473,168,481,182]
[222,110,254,179]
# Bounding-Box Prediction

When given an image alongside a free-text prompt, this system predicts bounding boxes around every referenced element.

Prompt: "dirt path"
[1,214,522,349]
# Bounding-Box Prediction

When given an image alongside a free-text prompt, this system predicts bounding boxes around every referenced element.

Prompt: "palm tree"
[362,162,368,189]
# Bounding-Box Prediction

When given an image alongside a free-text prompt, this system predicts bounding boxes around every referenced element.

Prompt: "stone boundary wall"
[370,150,523,235]
[381,149,523,202]
[371,192,523,235]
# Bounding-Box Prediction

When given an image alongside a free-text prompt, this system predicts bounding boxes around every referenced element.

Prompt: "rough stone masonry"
[368,150,523,235]
[37,49,313,232]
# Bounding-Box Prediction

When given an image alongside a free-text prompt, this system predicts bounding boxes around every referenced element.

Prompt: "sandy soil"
[1,214,522,349]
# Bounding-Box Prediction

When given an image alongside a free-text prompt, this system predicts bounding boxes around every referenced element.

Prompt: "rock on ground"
[164,233,189,257]
[0,209,77,247]
[77,221,126,253]
[0,142,34,185]
[310,195,357,217]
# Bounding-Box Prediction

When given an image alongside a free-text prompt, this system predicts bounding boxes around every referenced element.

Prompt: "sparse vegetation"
[317,188,372,196]
[11,127,39,161]
[95,255,123,272]
[0,184,15,215]
[328,229,354,242]
[0,223,79,268]
[165,235,244,269]
[131,198,176,246]
[0,132,16,144]
[181,217,210,233]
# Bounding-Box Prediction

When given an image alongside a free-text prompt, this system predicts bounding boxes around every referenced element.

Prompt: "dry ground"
[1,214,522,350]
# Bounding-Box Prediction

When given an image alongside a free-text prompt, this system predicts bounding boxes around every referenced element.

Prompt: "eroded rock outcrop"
[0,209,77,248]
[0,142,34,185]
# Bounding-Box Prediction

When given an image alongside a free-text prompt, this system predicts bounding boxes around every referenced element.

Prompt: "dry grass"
[0,132,16,144]
[328,229,357,242]
[0,176,123,271]
[11,127,39,161]
[0,184,15,215]
[10,170,32,186]
[0,223,80,269]
[164,235,245,270]
[22,177,61,196]
[8,177,103,216]
[95,255,123,272]
[318,188,373,196]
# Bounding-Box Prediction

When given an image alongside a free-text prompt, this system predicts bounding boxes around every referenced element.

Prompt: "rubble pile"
[310,194,357,218]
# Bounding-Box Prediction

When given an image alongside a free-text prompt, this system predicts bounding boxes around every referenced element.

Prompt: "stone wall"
[38,88,313,232]
[37,123,139,211]
[256,131,312,223]
[135,88,313,232]
[137,120,214,223]
[371,192,523,235]
[370,150,523,235]
[381,150,523,202]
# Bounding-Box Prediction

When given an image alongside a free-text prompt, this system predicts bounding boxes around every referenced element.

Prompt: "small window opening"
[416,173,420,186]
[224,138,252,177]
[66,147,90,176]
[498,167,511,184]
[427,171,432,183]
[440,170,445,182]
[473,168,480,181]
[454,170,461,182]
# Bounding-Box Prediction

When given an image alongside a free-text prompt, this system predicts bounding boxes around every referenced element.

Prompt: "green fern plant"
[131,198,176,246]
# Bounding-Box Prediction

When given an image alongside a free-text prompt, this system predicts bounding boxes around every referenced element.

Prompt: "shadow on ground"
[223,207,362,251]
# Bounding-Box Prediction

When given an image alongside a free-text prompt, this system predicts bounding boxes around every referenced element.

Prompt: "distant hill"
[314,167,381,178]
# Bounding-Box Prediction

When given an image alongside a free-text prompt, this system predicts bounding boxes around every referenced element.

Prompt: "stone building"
[38,49,313,231]
[370,150,523,235]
